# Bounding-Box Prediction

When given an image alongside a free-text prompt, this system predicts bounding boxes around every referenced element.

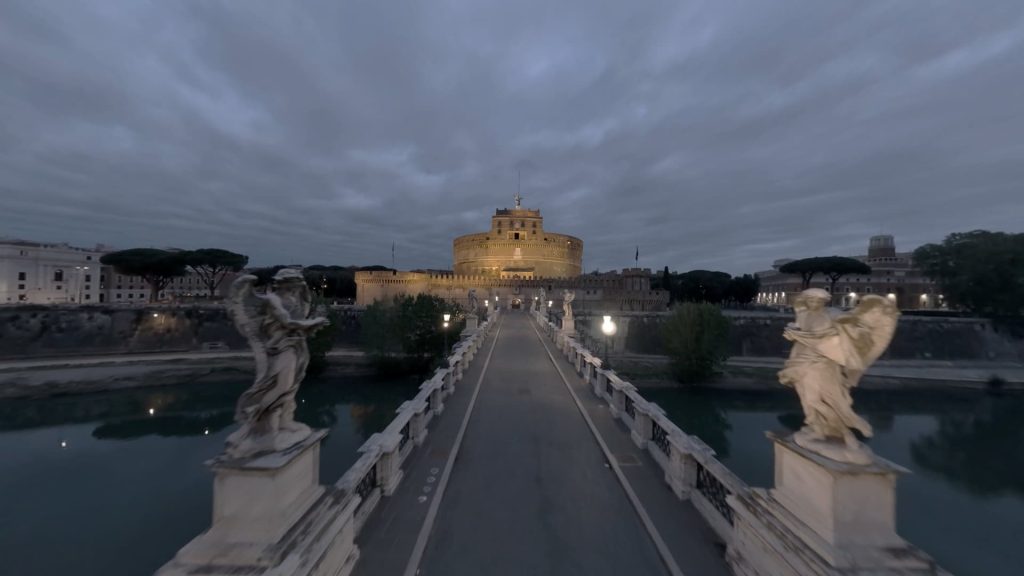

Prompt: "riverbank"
[614,353,1024,391]
[0,349,371,399]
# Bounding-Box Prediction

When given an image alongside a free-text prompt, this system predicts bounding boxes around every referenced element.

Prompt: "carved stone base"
[561,317,575,337]
[727,432,945,576]
[462,313,479,335]
[157,430,360,576]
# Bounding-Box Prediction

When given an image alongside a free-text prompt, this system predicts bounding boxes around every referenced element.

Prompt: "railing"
[399,421,410,452]
[330,311,497,541]
[696,461,733,525]
[355,460,378,502]
[541,315,748,545]
[651,419,670,456]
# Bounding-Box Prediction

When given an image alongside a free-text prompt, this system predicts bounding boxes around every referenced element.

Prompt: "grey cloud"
[2,0,1023,275]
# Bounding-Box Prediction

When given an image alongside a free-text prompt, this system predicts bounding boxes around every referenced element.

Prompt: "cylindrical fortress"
[453,205,582,279]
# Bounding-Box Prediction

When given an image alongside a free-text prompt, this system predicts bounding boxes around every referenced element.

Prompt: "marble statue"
[467,288,479,312]
[224,269,330,458]
[539,287,546,307]
[562,289,575,320]
[779,289,899,463]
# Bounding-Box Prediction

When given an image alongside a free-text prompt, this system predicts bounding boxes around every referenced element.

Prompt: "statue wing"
[835,295,900,387]
[226,275,269,378]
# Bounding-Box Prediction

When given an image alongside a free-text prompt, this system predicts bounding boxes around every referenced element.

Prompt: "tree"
[661,302,730,384]
[303,265,357,300]
[914,230,1024,317]
[727,274,760,305]
[657,266,675,305]
[360,294,463,375]
[676,270,732,303]
[100,249,187,302]
[779,256,872,298]
[184,248,248,297]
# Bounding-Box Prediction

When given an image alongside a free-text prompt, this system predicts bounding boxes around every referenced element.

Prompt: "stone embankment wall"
[0,305,361,359]
[574,311,1024,362]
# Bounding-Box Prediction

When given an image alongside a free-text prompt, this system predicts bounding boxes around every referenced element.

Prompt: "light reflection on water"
[640,387,1024,576]
[0,377,417,576]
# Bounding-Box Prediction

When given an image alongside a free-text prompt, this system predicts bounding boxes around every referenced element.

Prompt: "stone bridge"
[158,311,947,576]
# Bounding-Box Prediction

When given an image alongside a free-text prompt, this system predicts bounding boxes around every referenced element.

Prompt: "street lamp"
[601,315,617,371]
[442,312,451,357]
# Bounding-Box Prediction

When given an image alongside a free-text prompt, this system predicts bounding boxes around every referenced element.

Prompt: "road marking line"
[531,320,686,576]
[402,315,504,576]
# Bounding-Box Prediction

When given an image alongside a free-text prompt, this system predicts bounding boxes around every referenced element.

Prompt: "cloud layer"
[2,1,1023,273]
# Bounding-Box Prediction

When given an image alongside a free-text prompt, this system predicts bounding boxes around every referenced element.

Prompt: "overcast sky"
[2,1,1022,274]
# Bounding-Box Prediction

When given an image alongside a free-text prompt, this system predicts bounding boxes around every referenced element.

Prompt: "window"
[54,269,64,282]
[128,293,133,299]
[86,256,93,260]
[56,285,62,290]
[85,285,91,290]
[18,284,25,290]
[116,293,122,299]
[85,294,91,300]
[17,272,25,281]
[514,232,520,240]
[85,274,91,282]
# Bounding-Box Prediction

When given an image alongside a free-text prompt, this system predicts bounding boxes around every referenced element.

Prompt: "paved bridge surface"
[353,312,730,576]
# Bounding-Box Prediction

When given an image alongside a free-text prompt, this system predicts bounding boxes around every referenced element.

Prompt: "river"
[0,377,418,576]
[641,387,1024,576]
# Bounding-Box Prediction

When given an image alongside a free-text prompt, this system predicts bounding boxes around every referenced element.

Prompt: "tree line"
[654,268,760,306]
[100,248,249,302]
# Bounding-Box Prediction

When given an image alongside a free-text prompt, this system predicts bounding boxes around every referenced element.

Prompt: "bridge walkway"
[352,312,729,576]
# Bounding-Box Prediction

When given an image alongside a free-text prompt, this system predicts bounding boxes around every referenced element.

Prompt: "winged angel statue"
[223,269,330,458]
[779,288,899,464]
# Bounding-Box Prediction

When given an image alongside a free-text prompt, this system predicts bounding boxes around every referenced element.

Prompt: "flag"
[635,245,639,265]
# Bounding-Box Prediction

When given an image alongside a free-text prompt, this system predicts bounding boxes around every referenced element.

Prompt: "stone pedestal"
[561,317,576,337]
[158,430,360,576]
[462,313,479,335]
[728,432,943,576]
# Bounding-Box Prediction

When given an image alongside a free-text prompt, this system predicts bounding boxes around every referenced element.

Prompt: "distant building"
[755,235,943,310]
[0,239,106,304]
[357,197,667,312]
[452,193,583,278]
[0,238,232,305]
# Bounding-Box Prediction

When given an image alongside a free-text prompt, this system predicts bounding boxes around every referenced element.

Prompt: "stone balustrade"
[541,316,749,546]
[332,312,495,550]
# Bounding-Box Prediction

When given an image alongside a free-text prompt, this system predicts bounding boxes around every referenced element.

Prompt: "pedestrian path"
[353,312,729,576]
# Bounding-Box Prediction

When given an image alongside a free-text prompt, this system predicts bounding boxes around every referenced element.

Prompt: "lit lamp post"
[442,312,451,358]
[601,315,617,371]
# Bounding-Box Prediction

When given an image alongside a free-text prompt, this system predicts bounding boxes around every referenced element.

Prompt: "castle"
[355,196,668,312]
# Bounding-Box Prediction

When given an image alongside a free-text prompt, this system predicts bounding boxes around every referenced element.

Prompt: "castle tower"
[452,195,583,279]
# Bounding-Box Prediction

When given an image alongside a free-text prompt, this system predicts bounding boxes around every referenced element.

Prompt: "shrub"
[661,303,730,385]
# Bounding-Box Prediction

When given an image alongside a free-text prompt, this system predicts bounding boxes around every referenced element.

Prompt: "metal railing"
[696,461,734,525]
[624,395,636,419]
[651,420,670,456]
[355,462,378,502]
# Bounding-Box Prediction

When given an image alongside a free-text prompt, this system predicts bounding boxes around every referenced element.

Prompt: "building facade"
[0,239,107,304]
[355,268,668,312]
[452,195,582,279]
[357,197,666,312]
[756,235,944,310]
[1,238,232,305]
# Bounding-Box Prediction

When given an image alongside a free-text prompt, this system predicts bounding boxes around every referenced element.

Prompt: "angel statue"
[779,288,899,464]
[467,289,479,313]
[539,287,547,308]
[562,289,575,320]
[223,269,330,459]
